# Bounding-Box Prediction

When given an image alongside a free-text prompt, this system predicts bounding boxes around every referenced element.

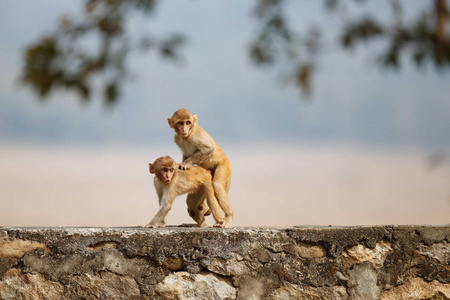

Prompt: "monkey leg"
[203,182,224,228]
[225,172,231,193]
[185,191,207,227]
[189,193,211,217]
[212,165,233,227]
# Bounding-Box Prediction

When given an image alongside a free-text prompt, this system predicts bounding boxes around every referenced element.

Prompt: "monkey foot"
[143,223,165,228]
[212,222,225,228]
[221,216,232,228]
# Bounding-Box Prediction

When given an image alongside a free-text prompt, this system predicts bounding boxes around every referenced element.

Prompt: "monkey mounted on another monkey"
[144,108,234,228]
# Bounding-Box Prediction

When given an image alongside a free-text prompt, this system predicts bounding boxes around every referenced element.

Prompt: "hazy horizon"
[1,142,448,227]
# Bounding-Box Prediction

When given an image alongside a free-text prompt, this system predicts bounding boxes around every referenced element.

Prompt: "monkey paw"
[143,223,165,228]
[212,221,225,228]
[178,163,191,170]
[221,217,232,228]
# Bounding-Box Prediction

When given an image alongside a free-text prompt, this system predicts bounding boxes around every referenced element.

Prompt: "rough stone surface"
[67,272,140,299]
[380,277,450,300]
[348,262,381,300]
[0,269,64,299]
[296,242,327,259]
[233,275,278,300]
[0,225,449,299]
[343,241,393,268]
[162,256,184,271]
[154,271,236,300]
[207,254,261,277]
[268,282,348,300]
[417,241,450,264]
[0,234,49,258]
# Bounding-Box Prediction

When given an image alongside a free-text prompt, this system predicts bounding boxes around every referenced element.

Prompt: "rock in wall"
[0,225,449,299]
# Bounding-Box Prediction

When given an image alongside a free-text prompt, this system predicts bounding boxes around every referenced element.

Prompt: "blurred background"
[0,0,449,227]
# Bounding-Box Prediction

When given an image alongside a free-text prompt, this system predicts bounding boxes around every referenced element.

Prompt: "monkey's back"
[174,166,213,195]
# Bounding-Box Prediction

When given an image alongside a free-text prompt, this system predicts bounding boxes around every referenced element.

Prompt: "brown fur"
[144,156,224,228]
[168,109,233,227]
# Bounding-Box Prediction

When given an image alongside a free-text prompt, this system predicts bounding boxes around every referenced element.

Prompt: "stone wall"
[0,226,449,299]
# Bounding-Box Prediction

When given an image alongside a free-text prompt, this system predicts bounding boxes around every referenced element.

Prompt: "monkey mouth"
[164,179,172,183]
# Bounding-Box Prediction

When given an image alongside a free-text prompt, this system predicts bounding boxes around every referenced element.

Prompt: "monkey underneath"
[144,155,224,228]
[168,108,233,227]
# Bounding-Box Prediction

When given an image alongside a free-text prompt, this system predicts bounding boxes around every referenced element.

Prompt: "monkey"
[144,155,224,228]
[167,108,233,227]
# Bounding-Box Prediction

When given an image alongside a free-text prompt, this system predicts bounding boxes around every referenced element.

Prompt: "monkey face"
[167,109,198,138]
[160,166,175,183]
[175,119,193,137]
[149,156,177,184]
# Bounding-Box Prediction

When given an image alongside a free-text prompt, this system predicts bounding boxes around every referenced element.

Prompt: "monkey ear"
[149,163,155,174]
[167,117,173,128]
[193,114,198,124]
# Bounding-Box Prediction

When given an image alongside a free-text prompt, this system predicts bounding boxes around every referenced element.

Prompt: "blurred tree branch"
[21,0,184,106]
[249,0,321,98]
[250,0,450,97]
[339,0,450,69]
[21,0,450,105]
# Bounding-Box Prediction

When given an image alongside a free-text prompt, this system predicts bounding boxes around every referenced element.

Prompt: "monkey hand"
[178,163,191,170]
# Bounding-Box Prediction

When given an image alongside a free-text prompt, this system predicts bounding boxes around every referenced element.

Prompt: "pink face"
[160,166,175,183]
[175,119,192,137]
[150,156,177,184]
[168,110,198,138]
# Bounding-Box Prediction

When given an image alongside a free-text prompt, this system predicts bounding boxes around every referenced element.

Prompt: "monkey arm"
[183,142,214,166]
[154,179,164,207]
[145,194,175,228]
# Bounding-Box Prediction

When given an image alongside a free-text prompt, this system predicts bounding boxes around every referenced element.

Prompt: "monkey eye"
[170,168,175,172]
[186,121,191,125]
[163,168,168,172]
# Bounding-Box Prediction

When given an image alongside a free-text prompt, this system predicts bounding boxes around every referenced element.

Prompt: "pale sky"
[0,0,449,148]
